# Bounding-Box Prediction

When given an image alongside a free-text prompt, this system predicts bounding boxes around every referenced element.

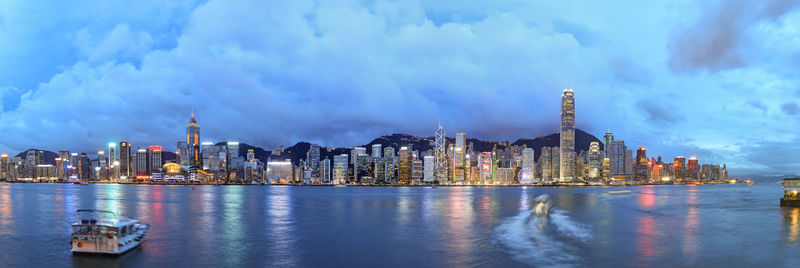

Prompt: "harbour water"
[0,183,796,267]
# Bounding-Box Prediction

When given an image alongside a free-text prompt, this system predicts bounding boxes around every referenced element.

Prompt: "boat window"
[121,226,127,236]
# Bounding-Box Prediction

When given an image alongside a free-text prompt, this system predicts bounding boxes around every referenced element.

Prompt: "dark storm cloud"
[743,138,800,172]
[668,0,800,73]
[636,99,682,126]
[782,102,799,115]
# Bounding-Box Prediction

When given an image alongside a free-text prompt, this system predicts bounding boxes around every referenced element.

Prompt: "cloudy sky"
[0,0,798,176]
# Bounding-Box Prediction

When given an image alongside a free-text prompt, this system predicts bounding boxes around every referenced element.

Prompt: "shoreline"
[0,180,745,187]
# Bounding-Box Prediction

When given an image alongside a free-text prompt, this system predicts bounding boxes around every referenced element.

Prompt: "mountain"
[512,129,603,159]
[14,149,59,165]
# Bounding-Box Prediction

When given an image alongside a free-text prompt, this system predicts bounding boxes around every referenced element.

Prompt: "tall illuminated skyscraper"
[434,123,447,183]
[560,88,575,182]
[603,131,614,158]
[119,141,131,178]
[455,132,466,182]
[187,114,201,167]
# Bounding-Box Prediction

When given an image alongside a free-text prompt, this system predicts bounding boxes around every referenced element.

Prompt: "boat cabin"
[71,210,140,254]
[781,178,800,207]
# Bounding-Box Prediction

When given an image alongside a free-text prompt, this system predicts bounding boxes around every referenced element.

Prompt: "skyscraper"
[108,143,117,181]
[434,123,447,183]
[119,141,131,178]
[560,88,575,182]
[423,155,435,182]
[521,148,535,184]
[674,156,686,180]
[333,154,348,184]
[398,147,411,184]
[186,114,201,167]
[455,132,466,182]
[177,141,189,166]
[634,147,649,181]
[603,131,614,158]
[135,148,148,178]
[307,144,321,175]
[588,142,602,180]
[148,146,163,173]
[371,144,382,158]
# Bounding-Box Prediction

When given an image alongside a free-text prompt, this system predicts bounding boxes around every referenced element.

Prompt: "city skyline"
[1,1,799,177]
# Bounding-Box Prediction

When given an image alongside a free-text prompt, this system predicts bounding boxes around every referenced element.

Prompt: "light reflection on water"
[0,183,796,267]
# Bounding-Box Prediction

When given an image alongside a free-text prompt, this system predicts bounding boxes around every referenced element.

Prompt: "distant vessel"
[608,190,632,195]
[780,178,800,207]
[532,194,552,217]
[71,210,149,255]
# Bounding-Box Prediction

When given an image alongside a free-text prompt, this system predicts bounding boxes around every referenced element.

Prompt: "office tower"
[177,141,189,166]
[333,154,348,184]
[97,151,106,180]
[521,148,535,184]
[603,131,614,158]
[479,152,492,183]
[1,154,7,179]
[674,156,686,180]
[609,140,629,180]
[455,132,466,182]
[55,157,64,179]
[119,142,131,178]
[148,146,162,172]
[321,158,331,182]
[423,155,435,182]
[539,146,560,181]
[588,142,602,180]
[371,144,382,158]
[307,144,321,173]
[352,147,366,164]
[202,142,216,170]
[108,143,116,181]
[187,114,201,167]
[722,164,728,180]
[398,147,411,183]
[136,149,148,176]
[79,153,90,180]
[560,88,575,182]
[687,157,699,179]
[383,147,395,182]
[634,147,649,181]
[624,150,633,177]
[434,123,447,183]
[411,160,423,183]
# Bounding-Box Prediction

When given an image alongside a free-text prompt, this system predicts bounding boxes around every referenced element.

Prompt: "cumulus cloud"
[668,0,800,73]
[0,0,799,177]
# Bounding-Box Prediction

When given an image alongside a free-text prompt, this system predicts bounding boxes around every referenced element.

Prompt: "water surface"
[0,183,795,267]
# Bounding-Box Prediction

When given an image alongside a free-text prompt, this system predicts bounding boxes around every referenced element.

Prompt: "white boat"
[532,194,552,217]
[608,190,632,195]
[71,210,149,255]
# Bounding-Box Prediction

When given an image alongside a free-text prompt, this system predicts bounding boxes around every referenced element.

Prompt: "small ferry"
[781,178,800,207]
[608,189,632,195]
[71,210,149,255]
[532,194,552,217]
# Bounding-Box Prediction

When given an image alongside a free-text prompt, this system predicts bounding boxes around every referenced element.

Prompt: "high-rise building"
[202,142,216,170]
[560,88,575,181]
[455,132,466,182]
[307,144,321,174]
[603,131,614,158]
[177,141,189,166]
[352,147,366,165]
[79,153,90,180]
[521,148,535,184]
[135,149,148,177]
[398,147,411,183]
[609,140,630,180]
[187,114,201,167]
[687,157,699,179]
[588,142,602,180]
[411,160,423,183]
[119,142,131,178]
[674,156,686,180]
[148,146,163,173]
[371,144,382,158]
[383,147,395,182]
[634,147,649,181]
[321,158,331,182]
[1,154,8,179]
[333,154,348,184]
[108,143,117,181]
[423,155,435,182]
[539,146,560,181]
[434,123,447,183]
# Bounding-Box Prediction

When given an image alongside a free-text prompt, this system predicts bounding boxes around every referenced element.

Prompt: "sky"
[0,0,799,177]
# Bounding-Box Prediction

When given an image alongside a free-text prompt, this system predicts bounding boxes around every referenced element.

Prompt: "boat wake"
[493,209,592,267]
